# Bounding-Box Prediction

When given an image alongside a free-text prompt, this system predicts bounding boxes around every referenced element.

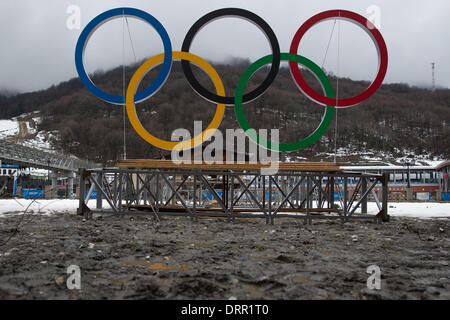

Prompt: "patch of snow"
[0,119,19,137]
[0,200,447,219]
[367,202,450,219]
[420,159,446,167]
[20,131,53,151]
[25,121,36,134]
[0,199,111,216]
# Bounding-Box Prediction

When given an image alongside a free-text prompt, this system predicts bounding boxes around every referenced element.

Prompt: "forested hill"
[1,60,449,165]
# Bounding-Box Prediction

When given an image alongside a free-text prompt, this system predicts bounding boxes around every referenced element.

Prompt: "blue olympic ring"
[75,7,172,105]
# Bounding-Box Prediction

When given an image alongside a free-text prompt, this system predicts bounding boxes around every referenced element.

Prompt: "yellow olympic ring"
[126,51,225,150]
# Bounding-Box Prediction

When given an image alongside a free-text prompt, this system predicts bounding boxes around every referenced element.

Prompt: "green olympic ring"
[234,52,335,152]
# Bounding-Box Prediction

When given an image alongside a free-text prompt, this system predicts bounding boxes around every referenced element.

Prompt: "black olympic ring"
[181,8,281,106]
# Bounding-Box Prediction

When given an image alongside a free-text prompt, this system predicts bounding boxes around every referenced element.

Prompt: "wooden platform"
[116,159,342,172]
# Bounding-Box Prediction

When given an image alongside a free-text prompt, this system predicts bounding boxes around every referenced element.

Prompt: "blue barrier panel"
[22,189,45,199]
[202,191,350,201]
[1,164,19,168]
[265,192,278,201]
[202,190,359,201]
[333,191,350,200]
[84,190,98,199]
[202,191,223,200]
[441,192,450,201]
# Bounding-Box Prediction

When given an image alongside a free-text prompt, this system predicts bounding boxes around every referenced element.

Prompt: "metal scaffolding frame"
[78,167,389,224]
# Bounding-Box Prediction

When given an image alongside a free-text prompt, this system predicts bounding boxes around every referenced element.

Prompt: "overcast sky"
[0,0,449,93]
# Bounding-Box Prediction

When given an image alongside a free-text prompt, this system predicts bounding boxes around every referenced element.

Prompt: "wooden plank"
[115,159,343,172]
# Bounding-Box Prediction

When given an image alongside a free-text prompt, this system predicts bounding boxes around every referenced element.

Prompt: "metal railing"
[0,140,97,172]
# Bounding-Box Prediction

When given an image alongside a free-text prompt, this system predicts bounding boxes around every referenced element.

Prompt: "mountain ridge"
[0,61,448,165]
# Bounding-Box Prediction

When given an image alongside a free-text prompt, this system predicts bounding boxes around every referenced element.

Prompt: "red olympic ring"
[289,10,388,108]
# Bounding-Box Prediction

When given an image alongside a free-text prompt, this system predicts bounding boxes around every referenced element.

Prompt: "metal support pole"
[96,172,103,210]
[118,172,123,213]
[381,173,389,222]
[142,174,147,205]
[361,176,367,214]
[222,174,226,206]
[77,168,85,215]
[193,174,197,222]
[113,172,118,207]
[156,172,160,216]
[135,173,140,205]
[225,174,229,210]
[125,172,129,209]
[230,174,234,222]
[172,175,177,205]
[268,175,272,225]
[343,176,348,224]
[318,176,322,208]
[262,175,266,210]
[306,176,311,225]
[330,177,335,209]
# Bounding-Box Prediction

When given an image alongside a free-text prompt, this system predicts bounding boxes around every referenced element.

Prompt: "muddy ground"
[0,212,448,300]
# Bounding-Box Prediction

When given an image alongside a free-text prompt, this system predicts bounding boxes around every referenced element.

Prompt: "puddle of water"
[122,259,154,268]
[292,276,309,284]
[242,283,262,295]
[122,259,189,271]
[148,262,189,271]
[111,276,134,288]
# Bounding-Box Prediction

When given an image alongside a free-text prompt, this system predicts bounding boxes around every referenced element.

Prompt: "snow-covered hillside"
[0,111,54,151]
[0,120,19,138]
[0,111,447,166]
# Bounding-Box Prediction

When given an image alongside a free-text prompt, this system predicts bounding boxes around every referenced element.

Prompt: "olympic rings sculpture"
[75,7,388,152]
